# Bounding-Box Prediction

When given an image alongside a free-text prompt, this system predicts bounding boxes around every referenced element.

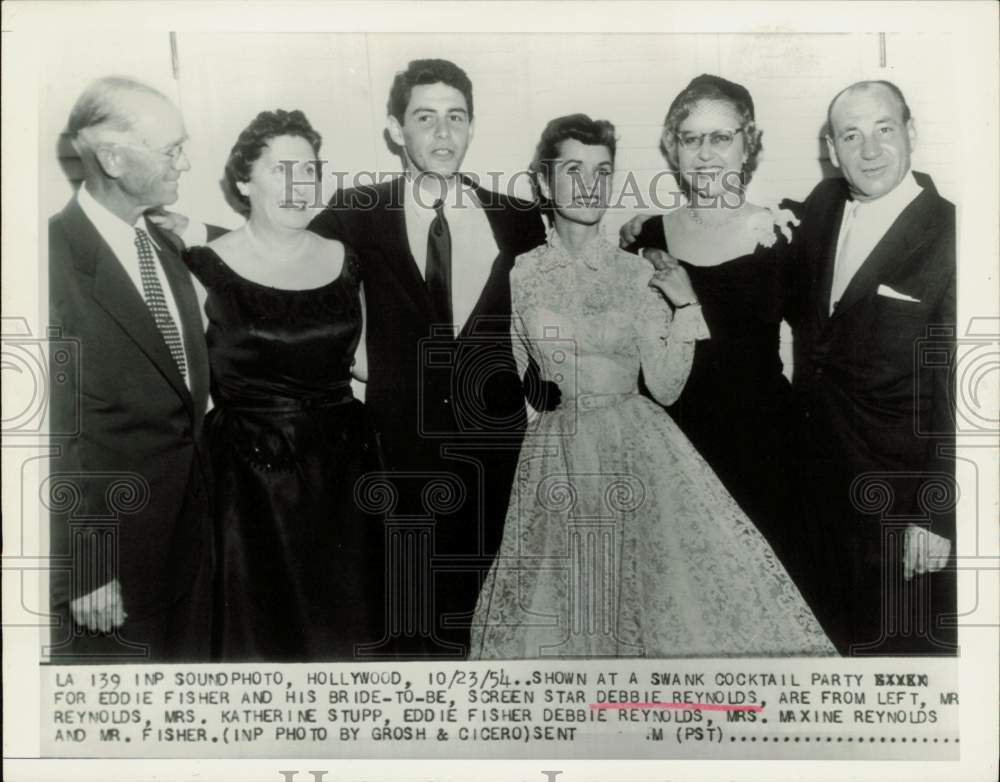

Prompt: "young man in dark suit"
[790,80,957,656]
[48,77,218,661]
[310,59,546,658]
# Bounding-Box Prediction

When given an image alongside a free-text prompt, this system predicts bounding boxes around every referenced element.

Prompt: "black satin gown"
[633,216,801,567]
[185,246,383,661]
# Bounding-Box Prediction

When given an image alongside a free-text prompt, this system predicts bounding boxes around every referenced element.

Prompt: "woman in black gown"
[625,75,801,568]
[184,110,382,660]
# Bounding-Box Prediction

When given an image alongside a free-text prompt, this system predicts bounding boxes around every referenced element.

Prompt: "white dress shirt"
[829,171,923,313]
[403,176,500,336]
[77,186,190,388]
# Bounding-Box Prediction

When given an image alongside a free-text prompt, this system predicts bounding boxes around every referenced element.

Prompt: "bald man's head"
[825,80,915,202]
[69,77,175,150]
[827,80,911,137]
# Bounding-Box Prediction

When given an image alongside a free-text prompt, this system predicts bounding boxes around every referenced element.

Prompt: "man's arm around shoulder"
[309,184,383,246]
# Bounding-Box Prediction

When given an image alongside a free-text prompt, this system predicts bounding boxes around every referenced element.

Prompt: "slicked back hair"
[68,76,171,146]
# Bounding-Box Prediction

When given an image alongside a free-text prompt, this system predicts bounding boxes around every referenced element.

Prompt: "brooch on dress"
[750,206,800,247]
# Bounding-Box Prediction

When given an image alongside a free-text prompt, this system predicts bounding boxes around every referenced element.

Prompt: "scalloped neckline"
[200,245,350,293]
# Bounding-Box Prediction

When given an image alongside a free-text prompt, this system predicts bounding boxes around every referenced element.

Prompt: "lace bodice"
[510,229,709,408]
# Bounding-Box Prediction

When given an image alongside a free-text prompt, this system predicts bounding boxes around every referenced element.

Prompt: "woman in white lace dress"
[469,114,834,659]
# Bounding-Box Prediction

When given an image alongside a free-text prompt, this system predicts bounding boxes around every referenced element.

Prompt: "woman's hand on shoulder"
[759,203,800,244]
[618,212,658,249]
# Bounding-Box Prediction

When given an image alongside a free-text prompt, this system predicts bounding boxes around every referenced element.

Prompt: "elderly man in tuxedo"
[791,80,956,656]
[311,59,546,658]
[48,76,217,661]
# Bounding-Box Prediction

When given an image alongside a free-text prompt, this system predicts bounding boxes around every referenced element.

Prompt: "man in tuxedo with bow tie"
[311,59,546,658]
[49,77,217,661]
[790,80,956,656]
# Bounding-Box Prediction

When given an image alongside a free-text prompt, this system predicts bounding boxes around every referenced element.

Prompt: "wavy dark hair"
[223,109,322,212]
[529,113,617,215]
[661,74,763,193]
[387,59,474,123]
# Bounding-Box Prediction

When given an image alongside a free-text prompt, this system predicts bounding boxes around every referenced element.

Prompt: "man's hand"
[523,357,561,412]
[147,210,210,246]
[70,578,126,633]
[902,525,951,580]
[618,213,657,249]
[147,209,190,237]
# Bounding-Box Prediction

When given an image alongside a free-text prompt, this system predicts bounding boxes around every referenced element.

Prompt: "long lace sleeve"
[633,262,710,407]
[509,261,543,418]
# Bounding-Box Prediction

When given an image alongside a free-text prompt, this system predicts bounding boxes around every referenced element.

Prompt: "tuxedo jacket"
[310,177,546,477]
[790,172,956,541]
[49,197,217,620]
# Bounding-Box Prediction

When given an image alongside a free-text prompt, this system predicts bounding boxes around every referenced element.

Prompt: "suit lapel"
[473,181,513,257]
[147,219,209,425]
[818,203,846,322]
[374,177,437,321]
[831,184,941,318]
[813,183,849,326]
[457,251,510,339]
[455,183,515,338]
[62,200,194,413]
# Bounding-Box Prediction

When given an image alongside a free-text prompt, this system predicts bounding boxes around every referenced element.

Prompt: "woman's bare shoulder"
[308,232,347,276]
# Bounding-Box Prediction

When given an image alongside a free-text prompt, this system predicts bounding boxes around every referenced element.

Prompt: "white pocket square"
[877,284,921,303]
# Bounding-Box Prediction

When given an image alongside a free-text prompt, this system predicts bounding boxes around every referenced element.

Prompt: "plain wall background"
[42,31,958,236]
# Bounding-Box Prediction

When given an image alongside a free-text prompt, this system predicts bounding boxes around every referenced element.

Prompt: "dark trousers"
[841,535,957,657]
[801,522,958,657]
[357,440,520,661]
[49,542,214,663]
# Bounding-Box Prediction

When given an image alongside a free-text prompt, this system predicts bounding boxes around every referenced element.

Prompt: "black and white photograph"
[2,1,998,780]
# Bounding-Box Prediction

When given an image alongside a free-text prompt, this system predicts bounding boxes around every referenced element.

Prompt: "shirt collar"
[404,173,479,214]
[851,170,922,216]
[540,225,611,272]
[77,184,160,250]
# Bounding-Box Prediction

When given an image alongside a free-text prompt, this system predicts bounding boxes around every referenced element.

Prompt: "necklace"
[686,200,746,228]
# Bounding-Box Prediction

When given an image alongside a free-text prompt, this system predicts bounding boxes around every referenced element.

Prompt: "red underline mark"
[590,702,763,713]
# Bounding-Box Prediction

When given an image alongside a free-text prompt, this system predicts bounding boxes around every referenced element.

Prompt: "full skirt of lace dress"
[469,231,835,658]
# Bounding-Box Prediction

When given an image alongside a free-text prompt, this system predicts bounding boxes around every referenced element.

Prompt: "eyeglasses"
[152,144,187,163]
[675,128,743,152]
[112,141,187,164]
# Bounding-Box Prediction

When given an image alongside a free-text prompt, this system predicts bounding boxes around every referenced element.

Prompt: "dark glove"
[523,356,561,412]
